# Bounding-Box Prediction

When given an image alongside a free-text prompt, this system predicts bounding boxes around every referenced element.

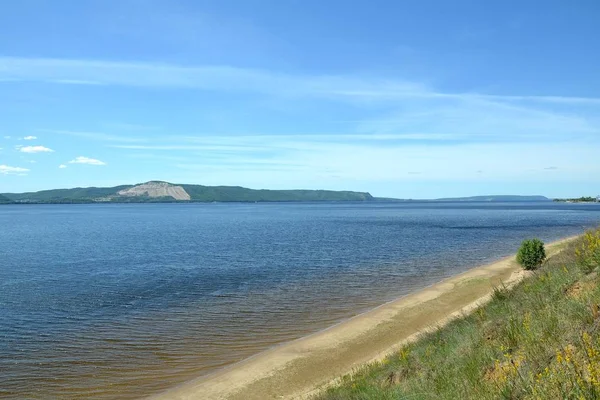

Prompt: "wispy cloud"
[0,165,29,175]
[103,122,162,131]
[2,56,599,197]
[4,57,600,150]
[475,94,600,105]
[68,156,106,165]
[126,153,191,162]
[353,97,599,143]
[4,57,598,151]
[58,164,67,169]
[0,56,426,98]
[18,145,54,153]
[168,141,599,187]
[39,129,146,143]
[3,57,600,106]
[111,144,269,151]
[52,79,103,85]
[108,131,598,186]
[23,135,37,140]
[173,133,475,143]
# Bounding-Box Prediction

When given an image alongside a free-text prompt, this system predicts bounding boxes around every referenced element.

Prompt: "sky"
[0,0,599,198]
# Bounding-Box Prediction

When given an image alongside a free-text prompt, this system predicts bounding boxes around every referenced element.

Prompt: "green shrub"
[516,238,546,270]
[575,228,600,273]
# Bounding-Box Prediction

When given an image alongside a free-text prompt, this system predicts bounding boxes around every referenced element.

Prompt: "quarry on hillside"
[117,182,191,200]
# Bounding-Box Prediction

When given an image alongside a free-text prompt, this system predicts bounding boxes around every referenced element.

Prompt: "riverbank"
[316,231,600,399]
[151,235,578,400]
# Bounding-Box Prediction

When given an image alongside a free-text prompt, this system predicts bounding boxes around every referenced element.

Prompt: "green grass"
[315,233,600,400]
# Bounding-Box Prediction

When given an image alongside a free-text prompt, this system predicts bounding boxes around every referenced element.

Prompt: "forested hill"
[1,181,374,203]
[0,194,13,204]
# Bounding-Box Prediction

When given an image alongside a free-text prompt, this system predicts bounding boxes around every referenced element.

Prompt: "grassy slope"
[316,233,600,400]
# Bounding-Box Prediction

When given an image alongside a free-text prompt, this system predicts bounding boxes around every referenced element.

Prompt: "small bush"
[516,238,546,270]
[575,228,600,273]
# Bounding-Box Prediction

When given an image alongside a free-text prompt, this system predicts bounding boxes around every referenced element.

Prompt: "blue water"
[1,202,599,398]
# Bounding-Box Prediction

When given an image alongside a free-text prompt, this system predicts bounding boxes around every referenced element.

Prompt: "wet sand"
[150,236,577,400]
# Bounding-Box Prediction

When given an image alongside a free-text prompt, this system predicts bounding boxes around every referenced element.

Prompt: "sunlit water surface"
[1,202,600,398]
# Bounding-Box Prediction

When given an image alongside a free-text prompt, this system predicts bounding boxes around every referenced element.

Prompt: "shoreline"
[150,235,579,400]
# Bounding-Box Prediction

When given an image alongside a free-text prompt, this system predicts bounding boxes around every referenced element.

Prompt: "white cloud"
[23,135,37,140]
[3,136,10,139]
[58,164,67,169]
[18,145,54,153]
[0,165,29,175]
[68,156,106,165]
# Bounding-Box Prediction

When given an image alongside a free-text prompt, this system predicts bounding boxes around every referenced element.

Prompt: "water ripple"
[1,202,599,399]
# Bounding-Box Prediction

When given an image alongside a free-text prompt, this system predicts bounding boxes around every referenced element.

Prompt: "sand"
[149,236,577,400]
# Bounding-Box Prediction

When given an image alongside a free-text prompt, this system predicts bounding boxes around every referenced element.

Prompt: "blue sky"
[1,0,599,198]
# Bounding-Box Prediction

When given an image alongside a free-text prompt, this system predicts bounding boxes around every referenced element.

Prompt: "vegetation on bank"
[435,195,550,202]
[315,230,600,400]
[554,196,600,203]
[0,194,13,204]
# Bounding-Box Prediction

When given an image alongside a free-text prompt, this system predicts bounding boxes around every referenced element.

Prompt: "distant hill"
[1,181,374,204]
[0,183,554,204]
[3,185,132,203]
[435,195,551,202]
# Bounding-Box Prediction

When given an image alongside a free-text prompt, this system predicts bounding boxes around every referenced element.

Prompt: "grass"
[314,230,600,400]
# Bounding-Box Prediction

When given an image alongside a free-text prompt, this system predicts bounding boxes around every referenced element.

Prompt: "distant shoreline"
[0,199,558,205]
[1,181,553,204]
[0,198,560,206]
[150,235,578,400]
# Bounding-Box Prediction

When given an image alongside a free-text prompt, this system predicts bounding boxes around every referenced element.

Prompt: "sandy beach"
[150,236,578,400]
